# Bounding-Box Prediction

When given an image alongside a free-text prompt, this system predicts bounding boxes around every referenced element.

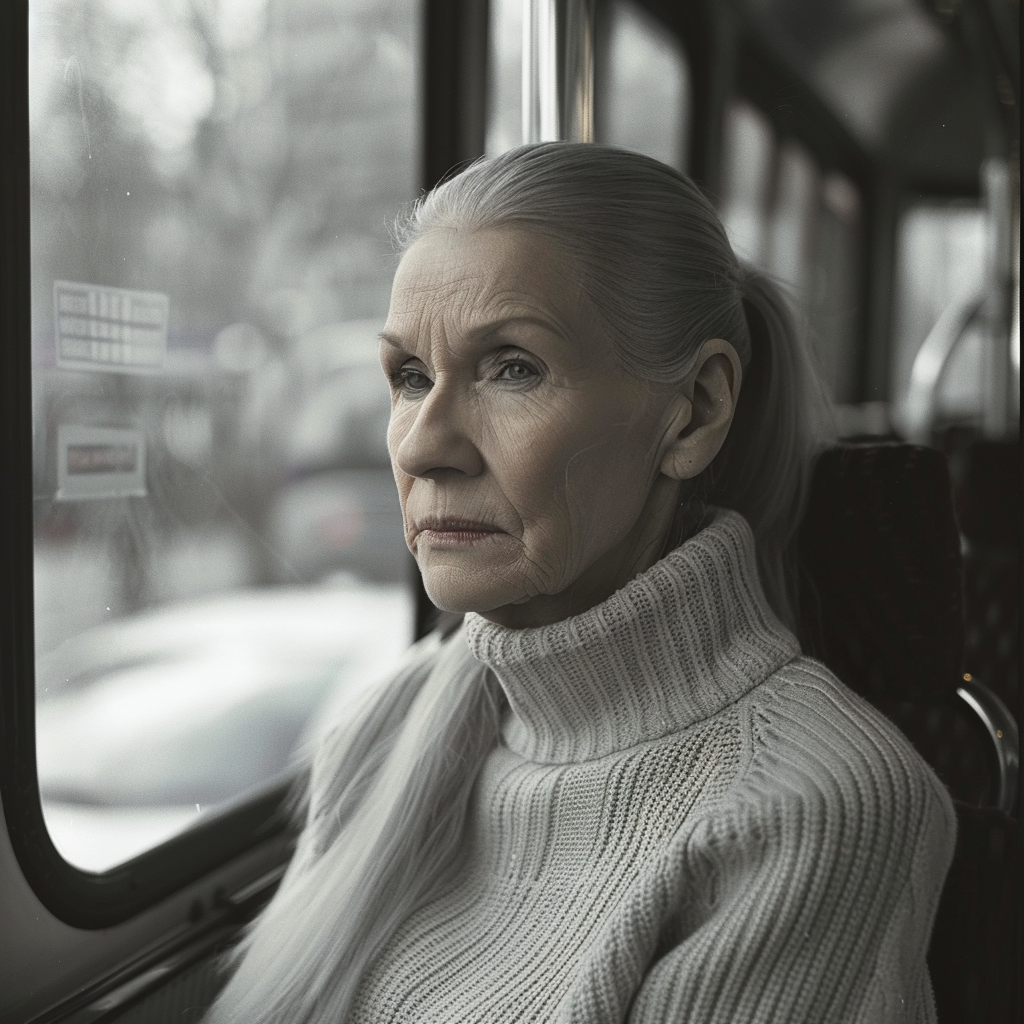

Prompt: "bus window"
[892,172,1019,445]
[766,140,819,294]
[598,0,691,171]
[811,170,862,404]
[719,99,863,404]
[890,203,990,439]
[29,0,418,875]
[719,100,777,267]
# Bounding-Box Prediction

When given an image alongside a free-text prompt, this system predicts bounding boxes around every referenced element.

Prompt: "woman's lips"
[416,518,504,549]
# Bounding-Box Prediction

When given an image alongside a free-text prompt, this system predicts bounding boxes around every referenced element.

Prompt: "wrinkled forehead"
[386,225,589,337]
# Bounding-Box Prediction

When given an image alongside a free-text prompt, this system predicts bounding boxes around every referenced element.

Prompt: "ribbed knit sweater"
[348,510,956,1023]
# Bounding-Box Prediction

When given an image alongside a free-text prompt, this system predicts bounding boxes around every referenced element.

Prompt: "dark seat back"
[798,443,994,802]
[798,443,963,703]
[949,437,1020,714]
[797,443,1019,1024]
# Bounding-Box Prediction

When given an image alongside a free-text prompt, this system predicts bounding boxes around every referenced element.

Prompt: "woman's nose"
[392,383,484,479]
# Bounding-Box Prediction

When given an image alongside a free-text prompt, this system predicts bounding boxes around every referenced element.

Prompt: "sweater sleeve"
[628,669,957,1024]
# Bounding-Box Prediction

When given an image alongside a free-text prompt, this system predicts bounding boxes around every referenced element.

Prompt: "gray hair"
[400,142,834,626]
[206,143,834,1024]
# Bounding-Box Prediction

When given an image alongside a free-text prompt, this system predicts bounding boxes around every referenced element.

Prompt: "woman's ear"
[660,339,742,481]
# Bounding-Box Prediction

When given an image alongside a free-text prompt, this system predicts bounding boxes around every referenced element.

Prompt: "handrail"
[562,0,596,143]
[957,675,1019,816]
[902,292,985,443]
[522,0,595,145]
[522,0,559,143]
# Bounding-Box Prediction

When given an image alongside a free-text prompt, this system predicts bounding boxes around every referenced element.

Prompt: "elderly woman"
[208,143,955,1024]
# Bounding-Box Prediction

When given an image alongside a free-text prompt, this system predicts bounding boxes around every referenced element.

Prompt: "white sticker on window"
[54,281,168,373]
[55,425,147,500]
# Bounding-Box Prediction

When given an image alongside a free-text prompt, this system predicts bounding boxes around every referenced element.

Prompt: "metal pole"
[562,0,595,143]
[522,0,595,145]
[522,0,559,144]
[981,157,1015,438]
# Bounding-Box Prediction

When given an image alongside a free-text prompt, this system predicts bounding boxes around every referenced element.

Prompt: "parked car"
[36,580,414,872]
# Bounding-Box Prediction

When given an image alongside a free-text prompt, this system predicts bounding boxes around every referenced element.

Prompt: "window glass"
[719,100,777,266]
[890,204,988,436]
[598,0,691,170]
[765,140,819,294]
[808,170,862,404]
[29,0,418,873]
[719,99,863,405]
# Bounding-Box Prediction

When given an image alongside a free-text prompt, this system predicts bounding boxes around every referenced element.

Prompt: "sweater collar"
[464,509,800,764]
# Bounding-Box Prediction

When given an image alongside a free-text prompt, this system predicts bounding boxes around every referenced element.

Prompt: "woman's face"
[380,225,710,629]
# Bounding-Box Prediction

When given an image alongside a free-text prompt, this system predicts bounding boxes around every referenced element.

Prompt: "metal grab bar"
[522,0,595,145]
[522,0,559,144]
[957,675,1020,816]
[562,0,595,143]
[902,292,985,443]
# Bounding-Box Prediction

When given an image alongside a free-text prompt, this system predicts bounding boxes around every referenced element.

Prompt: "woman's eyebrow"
[379,315,567,351]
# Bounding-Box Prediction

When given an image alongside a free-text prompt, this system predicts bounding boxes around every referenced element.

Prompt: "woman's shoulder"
[726,655,957,852]
[638,658,956,1024]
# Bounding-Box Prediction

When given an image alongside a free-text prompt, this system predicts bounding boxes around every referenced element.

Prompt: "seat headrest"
[798,443,964,703]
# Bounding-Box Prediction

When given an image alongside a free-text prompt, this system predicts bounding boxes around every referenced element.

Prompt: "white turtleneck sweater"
[347,510,956,1023]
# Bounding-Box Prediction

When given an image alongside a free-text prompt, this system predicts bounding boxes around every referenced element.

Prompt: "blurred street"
[34,528,252,665]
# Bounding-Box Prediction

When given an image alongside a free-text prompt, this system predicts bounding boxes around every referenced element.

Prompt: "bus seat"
[949,437,1020,715]
[797,442,1017,807]
[798,442,1019,1024]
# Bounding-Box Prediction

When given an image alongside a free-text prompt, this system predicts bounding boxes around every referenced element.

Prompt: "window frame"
[0,0,481,931]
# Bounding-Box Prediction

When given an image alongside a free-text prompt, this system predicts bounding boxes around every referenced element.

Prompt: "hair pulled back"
[206,143,833,1024]
[401,142,833,625]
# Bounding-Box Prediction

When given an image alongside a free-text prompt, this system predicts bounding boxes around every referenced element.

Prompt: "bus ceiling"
[730,0,1018,194]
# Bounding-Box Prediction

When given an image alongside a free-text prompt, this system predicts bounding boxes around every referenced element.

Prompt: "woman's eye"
[389,367,431,395]
[495,359,537,383]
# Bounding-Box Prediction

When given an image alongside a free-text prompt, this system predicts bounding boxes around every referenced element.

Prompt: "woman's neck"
[465,508,800,763]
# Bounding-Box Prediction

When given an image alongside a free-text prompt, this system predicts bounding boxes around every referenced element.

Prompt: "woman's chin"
[419,564,529,617]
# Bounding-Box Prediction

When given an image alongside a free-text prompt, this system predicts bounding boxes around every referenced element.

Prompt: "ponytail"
[704,267,835,630]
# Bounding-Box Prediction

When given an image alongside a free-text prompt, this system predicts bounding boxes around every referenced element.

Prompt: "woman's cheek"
[387,406,417,473]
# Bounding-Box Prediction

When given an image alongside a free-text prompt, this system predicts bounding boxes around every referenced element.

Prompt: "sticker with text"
[56,425,147,501]
[54,280,168,373]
